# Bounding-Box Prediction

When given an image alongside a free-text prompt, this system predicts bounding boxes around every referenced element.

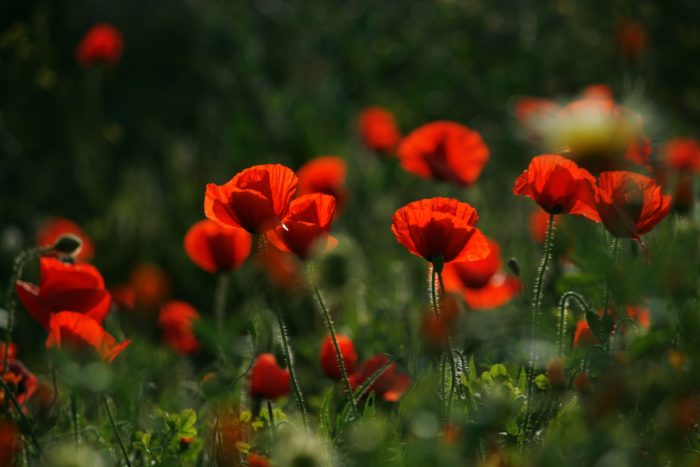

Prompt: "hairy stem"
[557,291,591,358]
[103,394,132,467]
[430,264,457,426]
[308,263,358,419]
[213,272,231,334]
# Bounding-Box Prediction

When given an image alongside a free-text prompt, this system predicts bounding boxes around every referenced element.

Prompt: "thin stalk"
[603,238,620,317]
[0,377,44,458]
[103,394,132,467]
[267,400,276,439]
[71,391,79,446]
[522,213,556,445]
[430,264,457,425]
[213,272,231,333]
[557,292,591,358]
[308,263,358,419]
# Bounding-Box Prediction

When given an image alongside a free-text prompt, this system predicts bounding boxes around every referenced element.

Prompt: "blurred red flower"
[159,301,200,354]
[349,354,411,402]
[0,420,21,466]
[16,257,111,329]
[397,121,489,186]
[663,138,700,173]
[266,193,337,260]
[422,295,460,347]
[46,311,131,363]
[1,359,37,407]
[75,23,124,67]
[594,171,671,239]
[442,238,520,310]
[319,334,358,380]
[581,84,614,101]
[205,164,298,234]
[0,343,17,361]
[358,107,401,154]
[249,353,290,400]
[391,198,490,265]
[128,263,171,310]
[573,320,598,348]
[109,284,136,310]
[248,453,271,467]
[529,207,560,243]
[184,219,252,274]
[36,217,94,262]
[297,156,348,212]
[617,20,648,59]
[514,154,600,221]
[256,246,302,291]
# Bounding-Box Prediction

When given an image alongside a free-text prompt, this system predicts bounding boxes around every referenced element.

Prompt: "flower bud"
[51,234,83,257]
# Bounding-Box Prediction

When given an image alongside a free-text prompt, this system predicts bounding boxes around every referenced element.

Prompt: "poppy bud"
[50,234,83,257]
[319,334,358,380]
[507,257,520,277]
[179,437,194,452]
[249,353,290,400]
[546,358,566,388]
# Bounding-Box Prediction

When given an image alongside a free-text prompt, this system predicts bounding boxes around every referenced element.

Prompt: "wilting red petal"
[75,23,123,67]
[391,198,490,264]
[36,217,94,262]
[358,107,401,154]
[266,193,337,260]
[514,154,600,221]
[205,164,298,234]
[16,257,111,328]
[159,301,200,354]
[398,121,489,186]
[297,156,348,212]
[46,311,130,363]
[249,353,290,400]
[319,334,358,380]
[595,171,671,238]
[184,219,252,273]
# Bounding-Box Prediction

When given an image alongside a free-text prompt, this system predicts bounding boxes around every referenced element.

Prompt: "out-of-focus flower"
[398,121,489,186]
[249,353,290,400]
[184,219,252,274]
[266,193,337,260]
[573,320,598,348]
[514,154,600,222]
[421,294,460,347]
[581,84,614,101]
[248,452,271,467]
[663,138,700,173]
[128,263,170,310]
[296,156,348,212]
[319,334,358,380]
[515,97,559,143]
[617,20,648,60]
[159,300,200,354]
[213,409,250,466]
[0,359,37,406]
[16,257,111,329]
[349,354,411,402]
[594,171,671,240]
[46,311,131,363]
[546,358,566,388]
[205,164,298,234]
[109,284,136,310]
[273,427,334,467]
[0,343,17,361]
[75,24,123,67]
[0,420,21,466]
[442,238,520,309]
[529,207,560,243]
[624,304,650,330]
[358,107,401,154]
[36,217,94,262]
[392,198,490,266]
[256,246,302,291]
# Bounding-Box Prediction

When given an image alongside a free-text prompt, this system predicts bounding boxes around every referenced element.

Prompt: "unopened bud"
[507,257,520,277]
[51,234,83,257]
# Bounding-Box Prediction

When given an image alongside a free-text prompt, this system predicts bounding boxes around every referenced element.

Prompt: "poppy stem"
[213,272,231,333]
[522,213,556,445]
[0,377,44,459]
[557,292,591,358]
[102,394,132,467]
[267,400,276,439]
[430,265,457,426]
[308,263,359,419]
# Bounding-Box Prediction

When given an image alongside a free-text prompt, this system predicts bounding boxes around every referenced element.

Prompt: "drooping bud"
[51,234,83,258]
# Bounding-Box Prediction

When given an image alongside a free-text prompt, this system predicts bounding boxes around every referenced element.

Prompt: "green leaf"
[320,388,334,438]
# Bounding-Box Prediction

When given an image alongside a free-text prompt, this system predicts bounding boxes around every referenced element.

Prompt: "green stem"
[103,394,132,467]
[557,292,591,358]
[267,400,276,440]
[522,213,556,444]
[71,391,79,446]
[430,264,456,426]
[213,272,231,333]
[0,377,44,458]
[308,263,359,419]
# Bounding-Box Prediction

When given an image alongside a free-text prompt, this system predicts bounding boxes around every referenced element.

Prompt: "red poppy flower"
[573,320,598,348]
[205,164,298,234]
[442,238,520,309]
[348,355,411,402]
[266,193,337,260]
[249,353,290,400]
[319,334,358,380]
[594,171,672,239]
[75,24,124,67]
[397,121,489,186]
[663,138,700,173]
[625,304,650,330]
[582,84,614,101]
[159,301,200,354]
[184,220,252,274]
[514,154,600,221]
[0,343,17,360]
[46,311,131,363]
[358,107,401,154]
[297,156,348,212]
[529,207,561,243]
[16,257,111,329]
[248,453,271,467]
[256,246,302,291]
[0,421,21,466]
[1,359,37,408]
[391,198,490,265]
[128,263,171,310]
[36,217,94,262]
